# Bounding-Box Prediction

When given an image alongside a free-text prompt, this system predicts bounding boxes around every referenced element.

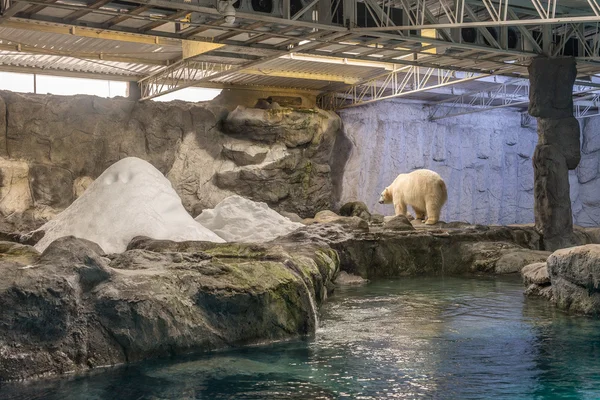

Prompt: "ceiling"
[0,0,599,115]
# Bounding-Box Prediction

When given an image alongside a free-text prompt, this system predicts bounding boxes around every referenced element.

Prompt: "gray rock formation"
[0,91,343,233]
[547,244,600,315]
[522,262,550,286]
[339,201,371,221]
[283,220,561,278]
[383,215,415,231]
[528,57,580,251]
[0,235,339,382]
[521,261,552,299]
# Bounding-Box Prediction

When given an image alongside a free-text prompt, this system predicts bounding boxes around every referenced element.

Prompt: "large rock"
[383,215,415,231]
[0,236,340,382]
[34,157,224,254]
[547,245,600,315]
[457,242,550,274]
[220,138,269,166]
[522,262,550,285]
[339,201,371,221]
[222,106,335,147]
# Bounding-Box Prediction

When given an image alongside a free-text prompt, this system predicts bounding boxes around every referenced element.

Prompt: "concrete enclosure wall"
[338,100,600,227]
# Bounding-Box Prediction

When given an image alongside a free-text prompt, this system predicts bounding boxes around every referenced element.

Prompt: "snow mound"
[195,195,303,243]
[35,157,224,254]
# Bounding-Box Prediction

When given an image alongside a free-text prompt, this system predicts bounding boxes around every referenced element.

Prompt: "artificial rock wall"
[338,100,600,227]
[0,91,342,232]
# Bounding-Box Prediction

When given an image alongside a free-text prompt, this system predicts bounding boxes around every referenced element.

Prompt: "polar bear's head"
[378,187,393,204]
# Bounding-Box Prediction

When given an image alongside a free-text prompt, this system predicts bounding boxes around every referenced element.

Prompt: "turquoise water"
[3,276,600,400]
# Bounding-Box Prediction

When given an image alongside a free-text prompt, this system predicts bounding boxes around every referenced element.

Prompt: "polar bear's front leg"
[393,201,407,217]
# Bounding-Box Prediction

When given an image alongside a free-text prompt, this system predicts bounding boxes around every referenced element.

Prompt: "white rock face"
[196,195,303,242]
[338,101,539,225]
[35,157,224,254]
[338,101,600,227]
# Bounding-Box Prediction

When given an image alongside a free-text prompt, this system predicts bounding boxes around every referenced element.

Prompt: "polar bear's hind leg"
[413,206,425,221]
[424,201,440,225]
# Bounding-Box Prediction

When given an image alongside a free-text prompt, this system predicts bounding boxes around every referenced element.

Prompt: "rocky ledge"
[0,235,338,382]
[291,217,553,277]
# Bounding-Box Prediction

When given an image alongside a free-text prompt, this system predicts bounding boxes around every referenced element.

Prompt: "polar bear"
[379,169,447,225]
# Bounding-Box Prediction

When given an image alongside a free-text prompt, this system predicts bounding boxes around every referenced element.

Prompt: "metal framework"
[317,65,487,109]
[426,78,600,120]
[427,78,530,119]
[575,91,600,118]
[1,0,600,107]
[138,59,236,99]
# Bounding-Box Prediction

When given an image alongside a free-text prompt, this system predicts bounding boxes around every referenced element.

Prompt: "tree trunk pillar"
[528,57,580,250]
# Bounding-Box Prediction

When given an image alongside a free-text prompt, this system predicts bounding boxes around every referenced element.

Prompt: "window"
[153,87,222,102]
[36,76,127,97]
[0,72,35,93]
[0,72,127,97]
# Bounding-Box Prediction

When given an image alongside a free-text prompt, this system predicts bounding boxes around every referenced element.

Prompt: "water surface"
[3,276,600,399]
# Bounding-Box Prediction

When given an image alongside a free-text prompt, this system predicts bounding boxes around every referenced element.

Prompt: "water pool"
[3,276,600,400]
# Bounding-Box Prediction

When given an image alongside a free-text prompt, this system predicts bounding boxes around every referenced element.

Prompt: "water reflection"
[3,276,600,399]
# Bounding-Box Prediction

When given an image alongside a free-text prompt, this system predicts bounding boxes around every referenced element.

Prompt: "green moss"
[295,108,320,115]
[203,243,283,260]
[301,161,313,196]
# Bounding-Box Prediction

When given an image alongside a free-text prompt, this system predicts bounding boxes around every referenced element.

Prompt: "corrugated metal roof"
[0,26,180,62]
[0,50,162,76]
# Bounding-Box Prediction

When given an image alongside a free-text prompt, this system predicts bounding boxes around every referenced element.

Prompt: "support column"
[528,57,580,251]
[127,81,142,101]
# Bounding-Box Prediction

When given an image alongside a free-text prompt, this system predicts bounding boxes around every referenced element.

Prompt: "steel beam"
[138,59,236,100]
[317,66,489,109]
[428,80,600,120]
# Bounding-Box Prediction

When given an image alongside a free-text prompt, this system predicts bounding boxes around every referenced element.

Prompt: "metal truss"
[139,59,236,100]
[428,78,530,120]
[353,0,600,29]
[317,65,486,109]
[5,0,600,103]
[575,91,600,119]
[427,79,600,120]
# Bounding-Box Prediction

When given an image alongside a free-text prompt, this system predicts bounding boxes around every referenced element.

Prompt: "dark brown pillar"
[528,57,580,251]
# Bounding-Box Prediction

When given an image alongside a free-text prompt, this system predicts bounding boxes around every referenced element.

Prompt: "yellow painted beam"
[182,40,225,59]
[5,19,182,46]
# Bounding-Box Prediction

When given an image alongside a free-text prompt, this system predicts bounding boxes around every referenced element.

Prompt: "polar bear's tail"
[438,179,448,205]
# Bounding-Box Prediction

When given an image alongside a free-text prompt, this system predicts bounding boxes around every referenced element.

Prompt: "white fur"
[379,169,447,225]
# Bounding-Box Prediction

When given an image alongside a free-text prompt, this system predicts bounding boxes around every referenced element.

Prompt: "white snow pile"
[34,157,225,254]
[195,195,303,243]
